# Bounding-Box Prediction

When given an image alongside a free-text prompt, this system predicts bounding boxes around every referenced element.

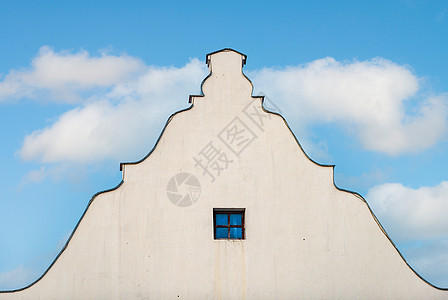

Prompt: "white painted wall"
[2,49,447,299]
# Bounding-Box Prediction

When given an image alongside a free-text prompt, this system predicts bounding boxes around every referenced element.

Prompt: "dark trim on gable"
[206,48,247,67]
[256,95,334,168]
[3,49,447,295]
[335,180,448,291]
[0,181,124,293]
[259,95,448,291]
[120,105,194,170]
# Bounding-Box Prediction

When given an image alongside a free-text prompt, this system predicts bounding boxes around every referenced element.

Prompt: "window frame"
[213,208,245,240]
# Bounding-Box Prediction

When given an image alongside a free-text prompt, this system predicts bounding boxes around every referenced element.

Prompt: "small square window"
[213,208,245,239]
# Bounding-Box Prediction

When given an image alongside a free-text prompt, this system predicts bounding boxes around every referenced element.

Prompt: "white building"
[1,49,447,299]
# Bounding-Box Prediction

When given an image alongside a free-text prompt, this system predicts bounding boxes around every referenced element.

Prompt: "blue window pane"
[230,214,242,225]
[230,227,242,239]
[216,227,228,239]
[216,214,228,226]
[216,214,228,225]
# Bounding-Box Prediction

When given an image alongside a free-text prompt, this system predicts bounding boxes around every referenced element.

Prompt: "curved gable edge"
[2,51,446,294]
[0,181,124,293]
[266,98,447,291]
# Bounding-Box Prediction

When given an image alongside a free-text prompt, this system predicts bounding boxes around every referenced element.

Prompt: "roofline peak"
[206,48,247,67]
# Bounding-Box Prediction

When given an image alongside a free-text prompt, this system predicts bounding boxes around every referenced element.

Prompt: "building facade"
[1,49,447,299]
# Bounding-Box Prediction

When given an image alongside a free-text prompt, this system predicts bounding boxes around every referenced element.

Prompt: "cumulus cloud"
[250,58,448,155]
[0,46,146,103]
[18,58,208,163]
[365,181,448,241]
[6,48,448,164]
[366,181,448,286]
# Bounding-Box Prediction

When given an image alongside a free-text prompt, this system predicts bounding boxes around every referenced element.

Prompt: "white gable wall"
[2,49,446,299]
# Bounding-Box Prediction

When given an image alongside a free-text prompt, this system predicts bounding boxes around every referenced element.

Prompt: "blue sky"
[1,0,447,290]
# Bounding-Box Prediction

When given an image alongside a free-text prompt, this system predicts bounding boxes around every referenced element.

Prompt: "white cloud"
[0,46,146,103]
[365,181,448,241]
[250,57,448,155]
[8,49,448,164]
[366,181,448,287]
[18,58,208,163]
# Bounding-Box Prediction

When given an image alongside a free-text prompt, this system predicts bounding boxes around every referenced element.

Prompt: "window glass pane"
[230,214,242,225]
[230,227,242,239]
[216,214,228,225]
[216,227,228,239]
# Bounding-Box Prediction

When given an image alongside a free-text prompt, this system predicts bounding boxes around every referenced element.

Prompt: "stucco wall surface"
[2,49,447,299]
